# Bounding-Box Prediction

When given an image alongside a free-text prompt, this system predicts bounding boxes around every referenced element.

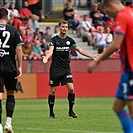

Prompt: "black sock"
[6,95,15,118]
[48,94,55,114]
[68,93,75,112]
[0,100,2,123]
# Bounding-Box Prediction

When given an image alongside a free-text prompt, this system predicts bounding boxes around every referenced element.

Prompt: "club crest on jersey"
[0,49,9,57]
[66,41,70,45]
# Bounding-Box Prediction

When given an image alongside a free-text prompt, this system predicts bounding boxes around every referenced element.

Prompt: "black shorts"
[49,71,73,86]
[0,71,17,92]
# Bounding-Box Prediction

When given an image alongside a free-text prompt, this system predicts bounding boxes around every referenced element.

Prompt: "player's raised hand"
[15,67,22,79]
[42,56,48,63]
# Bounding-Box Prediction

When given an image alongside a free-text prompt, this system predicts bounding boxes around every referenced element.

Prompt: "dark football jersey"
[49,35,77,76]
[49,35,77,67]
[0,24,24,71]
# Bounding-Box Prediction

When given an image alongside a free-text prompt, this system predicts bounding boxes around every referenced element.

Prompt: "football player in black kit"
[43,20,97,118]
[0,8,23,133]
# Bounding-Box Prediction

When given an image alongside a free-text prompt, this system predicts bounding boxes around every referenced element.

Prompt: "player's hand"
[15,67,22,79]
[87,61,98,73]
[42,56,48,63]
[93,54,101,60]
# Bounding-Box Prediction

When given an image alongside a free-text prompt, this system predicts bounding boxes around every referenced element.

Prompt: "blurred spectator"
[80,14,93,45]
[26,28,33,43]
[52,25,59,37]
[29,14,40,33]
[3,2,11,21]
[21,29,27,43]
[63,1,79,33]
[42,26,52,43]
[106,27,113,45]
[19,1,32,19]
[10,2,20,18]
[22,42,33,59]
[34,28,42,41]
[93,26,108,53]
[90,3,105,26]
[106,17,116,34]
[21,17,31,31]
[41,38,49,53]
[27,0,43,21]
[13,17,23,32]
[32,39,44,59]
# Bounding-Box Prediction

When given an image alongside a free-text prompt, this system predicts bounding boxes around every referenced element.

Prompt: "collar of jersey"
[58,35,67,39]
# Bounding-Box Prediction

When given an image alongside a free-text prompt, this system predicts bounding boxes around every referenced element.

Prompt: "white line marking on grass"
[15,127,120,133]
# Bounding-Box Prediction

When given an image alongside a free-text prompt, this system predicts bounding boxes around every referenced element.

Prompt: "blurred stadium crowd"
[0,0,132,60]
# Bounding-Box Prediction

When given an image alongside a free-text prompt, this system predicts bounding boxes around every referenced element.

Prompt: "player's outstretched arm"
[88,34,124,73]
[74,45,96,60]
[15,45,23,79]
[42,46,54,64]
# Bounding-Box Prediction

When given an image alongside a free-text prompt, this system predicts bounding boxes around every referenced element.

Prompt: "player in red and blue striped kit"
[88,0,133,133]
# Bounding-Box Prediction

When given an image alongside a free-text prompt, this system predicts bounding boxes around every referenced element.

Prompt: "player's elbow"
[16,48,22,53]
[114,44,120,51]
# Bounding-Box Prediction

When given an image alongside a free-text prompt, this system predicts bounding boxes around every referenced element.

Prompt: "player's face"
[59,23,68,34]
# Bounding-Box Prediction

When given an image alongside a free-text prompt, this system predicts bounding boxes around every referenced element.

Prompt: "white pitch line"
[15,127,120,133]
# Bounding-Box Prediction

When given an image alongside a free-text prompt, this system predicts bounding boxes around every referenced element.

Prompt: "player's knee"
[68,88,74,93]
[50,91,56,95]
[50,88,56,95]
[112,105,119,113]
[50,89,56,95]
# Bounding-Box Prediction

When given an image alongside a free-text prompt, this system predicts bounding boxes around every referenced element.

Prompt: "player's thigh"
[4,71,17,91]
[61,72,73,86]
[49,74,60,86]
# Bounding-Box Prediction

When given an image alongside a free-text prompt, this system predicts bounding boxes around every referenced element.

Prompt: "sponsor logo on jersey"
[66,41,70,45]
[56,46,70,51]
[0,49,9,57]
[56,42,59,45]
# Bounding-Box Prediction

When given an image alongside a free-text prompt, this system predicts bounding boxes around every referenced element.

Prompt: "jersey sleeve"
[49,37,55,47]
[15,28,24,46]
[114,13,127,35]
[70,38,78,49]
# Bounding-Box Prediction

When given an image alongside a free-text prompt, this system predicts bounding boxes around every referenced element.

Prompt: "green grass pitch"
[2,97,122,133]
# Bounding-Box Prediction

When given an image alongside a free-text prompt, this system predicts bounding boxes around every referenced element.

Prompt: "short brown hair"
[58,20,68,26]
[0,8,8,19]
[100,0,121,9]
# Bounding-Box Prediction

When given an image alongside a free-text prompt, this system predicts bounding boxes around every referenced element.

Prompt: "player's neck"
[0,19,7,24]
[59,33,66,38]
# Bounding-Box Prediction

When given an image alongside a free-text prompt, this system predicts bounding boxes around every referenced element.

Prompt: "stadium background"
[3,59,120,99]
[1,0,131,99]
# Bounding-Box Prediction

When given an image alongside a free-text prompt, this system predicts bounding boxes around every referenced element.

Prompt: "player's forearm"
[79,49,94,59]
[96,43,119,63]
[16,47,23,68]
[45,50,53,60]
